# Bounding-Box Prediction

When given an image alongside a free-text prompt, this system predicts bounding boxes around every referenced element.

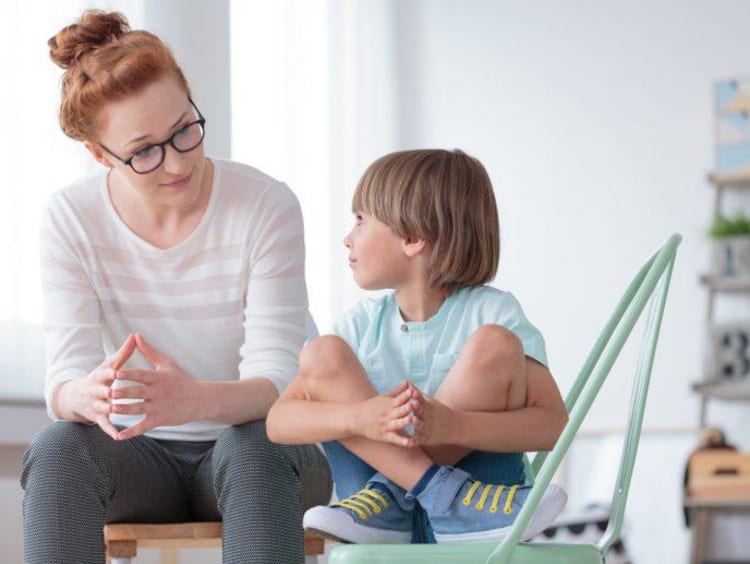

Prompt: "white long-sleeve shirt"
[40,158,307,440]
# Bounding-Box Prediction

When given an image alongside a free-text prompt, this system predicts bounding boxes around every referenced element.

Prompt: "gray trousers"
[20,420,332,564]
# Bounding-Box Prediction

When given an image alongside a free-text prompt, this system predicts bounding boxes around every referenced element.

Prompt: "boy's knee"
[466,325,524,368]
[300,335,354,389]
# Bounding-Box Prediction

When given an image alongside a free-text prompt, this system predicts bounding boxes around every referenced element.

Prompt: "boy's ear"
[83,140,115,169]
[402,236,427,258]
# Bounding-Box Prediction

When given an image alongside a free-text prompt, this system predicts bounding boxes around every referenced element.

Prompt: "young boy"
[267,149,568,544]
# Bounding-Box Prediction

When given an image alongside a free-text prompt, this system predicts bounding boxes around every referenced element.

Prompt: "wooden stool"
[104,522,325,564]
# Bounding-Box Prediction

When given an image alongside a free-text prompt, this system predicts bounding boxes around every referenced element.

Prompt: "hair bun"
[49,10,130,69]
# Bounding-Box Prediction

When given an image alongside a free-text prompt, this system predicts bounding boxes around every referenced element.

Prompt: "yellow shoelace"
[335,488,390,520]
[462,481,519,515]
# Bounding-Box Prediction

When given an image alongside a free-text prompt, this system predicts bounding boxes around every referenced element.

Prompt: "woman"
[20,10,331,564]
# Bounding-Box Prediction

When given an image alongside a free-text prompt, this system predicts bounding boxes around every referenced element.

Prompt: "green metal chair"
[329,233,681,564]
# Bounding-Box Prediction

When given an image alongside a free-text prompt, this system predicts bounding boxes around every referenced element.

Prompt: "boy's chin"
[355,278,388,292]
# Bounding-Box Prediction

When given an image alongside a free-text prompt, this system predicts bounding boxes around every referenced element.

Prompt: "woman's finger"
[134,334,168,366]
[95,415,120,441]
[109,334,136,370]
[92,384,110,400]
[116,418,155,441]
[93,367,117,385]
[111,384,150,400]
[110,402,146,415]
[93,399,110,415]
[116,369,156,385]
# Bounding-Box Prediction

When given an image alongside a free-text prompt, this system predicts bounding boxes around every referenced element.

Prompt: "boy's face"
[344,212,410,290]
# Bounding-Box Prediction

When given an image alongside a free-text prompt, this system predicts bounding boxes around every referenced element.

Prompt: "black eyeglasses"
[99,99,206,174]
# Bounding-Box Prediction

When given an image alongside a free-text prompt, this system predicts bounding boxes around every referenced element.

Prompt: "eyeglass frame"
[98,98,206,175]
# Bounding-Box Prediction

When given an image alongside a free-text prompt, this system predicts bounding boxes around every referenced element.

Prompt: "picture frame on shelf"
[715,77,750,179]
[706,321,750,383]
[709,212,750,276]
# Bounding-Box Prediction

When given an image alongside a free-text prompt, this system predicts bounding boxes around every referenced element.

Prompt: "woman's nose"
[162,144,188,175]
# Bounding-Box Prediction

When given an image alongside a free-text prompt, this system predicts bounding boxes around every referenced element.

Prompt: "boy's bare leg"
[300,335,432,490]
[424,324,527,466]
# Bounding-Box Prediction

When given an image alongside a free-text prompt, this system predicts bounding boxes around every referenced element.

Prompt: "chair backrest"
[488,233,681,563]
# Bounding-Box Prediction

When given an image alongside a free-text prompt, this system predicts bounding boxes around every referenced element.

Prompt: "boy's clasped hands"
[362,380,453,448]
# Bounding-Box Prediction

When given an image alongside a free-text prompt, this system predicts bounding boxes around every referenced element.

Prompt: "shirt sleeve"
[492,292,549,367]
[238,183,308,393]
[40,194,106,420]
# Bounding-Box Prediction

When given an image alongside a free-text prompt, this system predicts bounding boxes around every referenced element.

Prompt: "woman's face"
[87,75,207,211]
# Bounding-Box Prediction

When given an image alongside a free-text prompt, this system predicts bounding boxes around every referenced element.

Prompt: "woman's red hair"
[48,10,191,140]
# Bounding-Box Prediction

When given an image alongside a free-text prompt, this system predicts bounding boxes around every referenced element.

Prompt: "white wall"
[386,1,750,561]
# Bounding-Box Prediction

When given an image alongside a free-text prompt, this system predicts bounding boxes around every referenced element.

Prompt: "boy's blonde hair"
[353,149,500,293]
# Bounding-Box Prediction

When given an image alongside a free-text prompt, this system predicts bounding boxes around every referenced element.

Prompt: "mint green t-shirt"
[332,285,548,396]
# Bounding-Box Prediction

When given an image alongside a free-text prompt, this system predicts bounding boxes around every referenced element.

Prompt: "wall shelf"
[708,171,750,189]
[692,380,750,401]
[700,274,750,292]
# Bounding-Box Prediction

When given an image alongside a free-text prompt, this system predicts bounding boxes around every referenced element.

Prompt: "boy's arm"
[266,376,359,444]
[266,376,417,446]
[413,359,568,452]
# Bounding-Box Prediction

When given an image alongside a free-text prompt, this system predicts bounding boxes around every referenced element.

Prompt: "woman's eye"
[134,145,158,159]
[174,124,190,138]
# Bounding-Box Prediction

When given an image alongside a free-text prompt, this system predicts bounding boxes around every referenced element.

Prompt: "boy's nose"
[343,232,352,248]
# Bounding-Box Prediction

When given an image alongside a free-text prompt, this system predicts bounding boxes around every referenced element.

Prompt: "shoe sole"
[433,484,568,544]
[303,506,412,544]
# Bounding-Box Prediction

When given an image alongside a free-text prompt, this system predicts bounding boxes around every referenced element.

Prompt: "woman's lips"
[161,171,192,188]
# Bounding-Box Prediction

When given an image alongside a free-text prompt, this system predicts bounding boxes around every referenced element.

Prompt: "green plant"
[709,211,750,239]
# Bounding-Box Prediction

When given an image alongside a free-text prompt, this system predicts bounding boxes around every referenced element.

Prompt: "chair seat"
[328,541,603,564]
[103,522,324,556]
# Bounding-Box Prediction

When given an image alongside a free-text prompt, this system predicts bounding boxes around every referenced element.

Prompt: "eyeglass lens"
[131,121,205,173]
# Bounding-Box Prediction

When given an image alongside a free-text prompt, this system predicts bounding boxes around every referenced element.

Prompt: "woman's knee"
[213,420,303,503]
[20,422,109,487]
[214,420,290,476]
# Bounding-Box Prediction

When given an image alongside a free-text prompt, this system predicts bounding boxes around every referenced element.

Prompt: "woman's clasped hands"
[77,333,206,441]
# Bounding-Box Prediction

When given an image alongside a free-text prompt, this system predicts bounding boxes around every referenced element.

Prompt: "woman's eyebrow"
[124,110,190,148]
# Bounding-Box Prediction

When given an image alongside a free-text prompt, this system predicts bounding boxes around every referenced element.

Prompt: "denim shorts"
[322,440,525,543]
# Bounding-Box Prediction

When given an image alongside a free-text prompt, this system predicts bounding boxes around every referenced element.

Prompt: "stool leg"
[161,547,179,564]
[108,539,137,564]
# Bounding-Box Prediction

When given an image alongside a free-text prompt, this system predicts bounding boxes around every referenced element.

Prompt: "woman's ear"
[402,236,427,258]
[83,140,115,169]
